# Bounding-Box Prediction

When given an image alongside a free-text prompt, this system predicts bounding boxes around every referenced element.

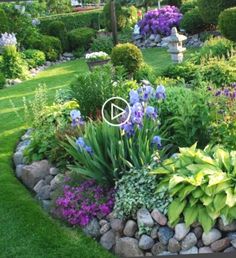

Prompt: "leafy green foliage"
[102,3,138,31]
[111,43,144,74]
[115,166,171,218]
[2,45,28,79]
[180,7,206,34]
[24,85,80,167]
[197,0,236,25]
[180,0,197,14]
[47,20,69,51]
[68,27,96,51]
[0,8,9,33]
[159,87,211,150]
[91,34,114,54]
[162,0,183,7]
[219,7,236,42]
[22,49,46,69]
[189,37,235,65]
[151,144,236,232]
[162,62,198,83]
[134,62,157,84]
[28,34,62,61]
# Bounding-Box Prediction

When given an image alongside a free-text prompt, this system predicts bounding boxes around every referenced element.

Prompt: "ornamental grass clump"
[56,179,115,226]
[138,5,183,36]
[151,144,236,232]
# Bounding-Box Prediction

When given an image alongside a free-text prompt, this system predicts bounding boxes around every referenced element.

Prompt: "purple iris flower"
[75,137,93,155]
[146,106,158,119]
[129,90,140,105]
[121,122,135,137]
[70,109,84,127]
[152,135,162,148]
[156,85,166,100]
[131,103,144,126]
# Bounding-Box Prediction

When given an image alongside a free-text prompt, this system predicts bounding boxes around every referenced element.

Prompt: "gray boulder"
[158,226,174,245]
[137,208,154,228]
[181,233,197,251]
[174,223,190,241]
[123,220,137,237]
[202,228,222,246]
[21,160,50,189]
[100,230,115,250]
[115,237,144,257]
[83,218,100,238]
[138,235,154,250]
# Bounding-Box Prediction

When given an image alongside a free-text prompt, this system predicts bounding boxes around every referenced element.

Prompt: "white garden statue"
[166,27,187,63]
[133,24,140,35]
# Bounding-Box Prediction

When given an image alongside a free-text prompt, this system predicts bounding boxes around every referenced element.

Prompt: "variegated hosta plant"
[150,143,236,232]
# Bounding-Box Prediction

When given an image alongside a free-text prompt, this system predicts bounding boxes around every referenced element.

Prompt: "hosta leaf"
[213,193,226,212]
[179,185,195,201]
[170,184,186,197]
[208,172,228,187]
[168,198,187,225]
[229,206,236,219]
[201,195,213,206]
[184,206,198,226]
[169,175,186,189]
[192,188,204,198]
[189,197,198,207]
[150,167,170,175]
[226,189,236,207]
[198,206,214,232]
[214,148,231,172]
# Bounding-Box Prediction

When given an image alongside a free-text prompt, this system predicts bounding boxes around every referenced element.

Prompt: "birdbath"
[167,27,187,63]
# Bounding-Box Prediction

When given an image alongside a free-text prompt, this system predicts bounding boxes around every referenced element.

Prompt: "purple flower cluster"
[75,137,93,155]
[56,180,115,226]
[120,83,165,144]
[214,83,236,99]
[138,6,183,36]
[0,33,17,47]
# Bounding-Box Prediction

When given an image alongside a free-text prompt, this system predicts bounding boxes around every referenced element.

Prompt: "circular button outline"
[101,97,131,127]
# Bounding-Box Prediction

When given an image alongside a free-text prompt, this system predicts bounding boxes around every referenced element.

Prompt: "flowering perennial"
[75,137,93,155]
[56,180,115,226]
[138,6,183,36]
[0,33,17,47]
[85,51,109,61]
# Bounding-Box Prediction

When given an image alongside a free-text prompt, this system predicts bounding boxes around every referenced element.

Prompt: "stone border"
[13,131,236,257]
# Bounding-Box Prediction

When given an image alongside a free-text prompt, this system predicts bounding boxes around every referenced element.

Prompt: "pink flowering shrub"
[138,6,183,36]
[56,180,115,226]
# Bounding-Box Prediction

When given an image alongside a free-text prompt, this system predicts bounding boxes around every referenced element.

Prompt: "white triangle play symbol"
[111,103,126,120]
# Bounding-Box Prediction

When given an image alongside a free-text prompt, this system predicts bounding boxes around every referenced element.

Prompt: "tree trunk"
[110,0,118,45]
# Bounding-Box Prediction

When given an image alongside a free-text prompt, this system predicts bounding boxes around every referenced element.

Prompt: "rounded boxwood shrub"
[91,35,113,54]
[28,34,62,61]
[0,72,6,89]
[22,49,46,68]
[47,20,68,51]
[219,7,236,42]
[67,27,95,51]
[0,8,9,33]
[111,43,143,74]
[2,45,28,79]
[180,8,206,34]
[197,0,236,25]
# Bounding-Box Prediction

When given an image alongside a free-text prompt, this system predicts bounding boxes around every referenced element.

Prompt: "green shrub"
[190,37,235,64]
[0,8,9,33]
[151,144,236,232]
[219,7,236,42]
[0,73,6,89]
[162,62,198,83]
[197,0,236,25]
[115,166,171,218]
[200,59,235,86]
[180,0,197,14]
[102,3,138,31]
[111,43,143,74]
[134,63,156,84]
[2,45,28,79]
[91,35,113,54]
[47,20,68,51]
[159,87,211,150]
[180,8,206,34]
[70,65,115,118]
[28,34,62,61]
[39,10,101,32]
[22,49,46,68]
[67,27,96,51]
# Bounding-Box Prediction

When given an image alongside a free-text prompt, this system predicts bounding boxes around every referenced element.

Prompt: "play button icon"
[102,97,131,126]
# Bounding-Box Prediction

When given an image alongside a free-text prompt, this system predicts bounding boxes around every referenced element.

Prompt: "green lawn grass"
[0,59,114,258]
[142,47,197,75]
